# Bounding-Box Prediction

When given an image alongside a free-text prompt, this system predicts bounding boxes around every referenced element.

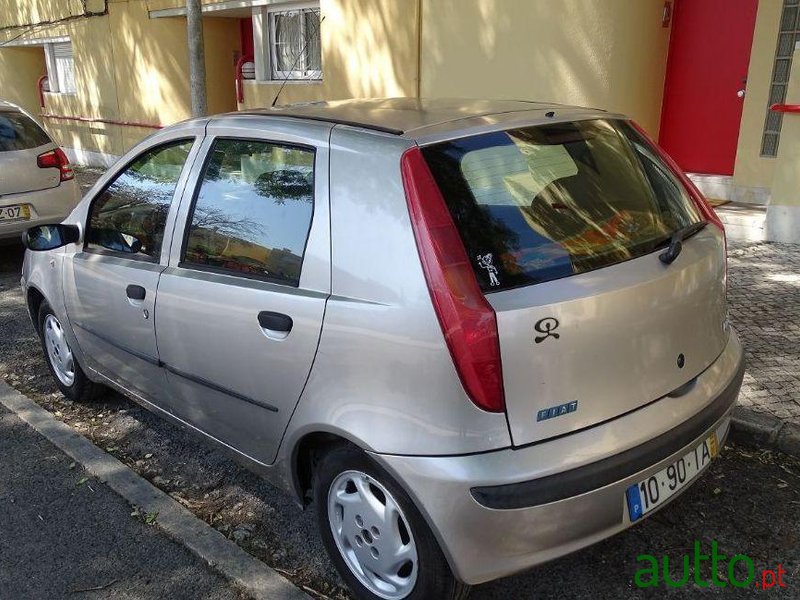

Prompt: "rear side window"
[182,138,314,287]
[422,119,702,292]
[0,111,51,152]
[86,140,194,260]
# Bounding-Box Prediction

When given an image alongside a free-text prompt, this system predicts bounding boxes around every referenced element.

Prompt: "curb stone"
[0,380,309,600]
[730,406,800,459]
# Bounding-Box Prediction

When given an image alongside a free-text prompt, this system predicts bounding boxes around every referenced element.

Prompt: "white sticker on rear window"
[476,253,501,287]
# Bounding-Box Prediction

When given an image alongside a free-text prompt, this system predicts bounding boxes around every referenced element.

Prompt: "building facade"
[0,0,798,232]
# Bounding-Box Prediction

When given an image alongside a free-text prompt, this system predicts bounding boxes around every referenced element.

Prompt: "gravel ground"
[0,170,798,597]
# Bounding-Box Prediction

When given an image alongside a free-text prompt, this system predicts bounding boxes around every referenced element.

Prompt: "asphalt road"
[0,401,245,600]
[1,239,799,599]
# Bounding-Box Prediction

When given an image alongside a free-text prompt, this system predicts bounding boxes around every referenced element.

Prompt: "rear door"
[63,135,202,402]
[0,109,58,196]
[155,118,331,465]
[422,118,729,447]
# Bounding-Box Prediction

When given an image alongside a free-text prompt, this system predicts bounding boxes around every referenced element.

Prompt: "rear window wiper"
[658,220,708,265]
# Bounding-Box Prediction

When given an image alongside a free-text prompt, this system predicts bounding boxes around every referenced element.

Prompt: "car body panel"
[155,117,333,465]
[60,130,206,401]
[489,226,728,446]
[376,330,743,584]
[0,181,81,241]
[282,125,512,457]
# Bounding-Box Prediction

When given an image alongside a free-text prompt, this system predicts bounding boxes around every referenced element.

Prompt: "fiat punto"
[22,99,744,600]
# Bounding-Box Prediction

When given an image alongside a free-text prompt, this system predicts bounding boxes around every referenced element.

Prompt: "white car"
[0,100,80,243]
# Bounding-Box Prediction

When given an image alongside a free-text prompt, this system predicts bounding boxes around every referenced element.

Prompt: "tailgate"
[0,110,59,195]
[489,228,728,445]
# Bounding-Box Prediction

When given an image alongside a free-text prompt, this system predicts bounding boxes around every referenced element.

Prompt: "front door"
[155,119,331,465]
[659,0,758,175]
[63,138,199,402]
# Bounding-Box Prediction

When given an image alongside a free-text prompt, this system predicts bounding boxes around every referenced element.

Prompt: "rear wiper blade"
[658,220,708,265]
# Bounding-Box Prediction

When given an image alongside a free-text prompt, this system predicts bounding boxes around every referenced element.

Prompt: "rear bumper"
[0,181,80,241]
[375,329,744,585]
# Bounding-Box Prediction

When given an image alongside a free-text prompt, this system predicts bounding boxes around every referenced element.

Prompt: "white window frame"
[261,1,321,82]
[44,40,77,95]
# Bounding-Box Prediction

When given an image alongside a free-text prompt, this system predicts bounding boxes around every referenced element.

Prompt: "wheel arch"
[26,285,46,332]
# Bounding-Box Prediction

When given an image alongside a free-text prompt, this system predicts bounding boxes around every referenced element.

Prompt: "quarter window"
[86,140,194,261]
[183,138,315,287]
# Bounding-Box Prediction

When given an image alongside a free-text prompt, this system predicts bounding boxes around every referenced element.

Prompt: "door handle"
[257,311,293,339]
[126,284,146,301]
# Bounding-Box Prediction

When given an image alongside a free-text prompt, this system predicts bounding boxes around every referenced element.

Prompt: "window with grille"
[268,4,321,80]
[761,0,800,157]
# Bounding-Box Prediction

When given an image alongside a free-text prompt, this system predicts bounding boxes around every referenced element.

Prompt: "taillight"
[400,147,506,413]
[37,148,74,182]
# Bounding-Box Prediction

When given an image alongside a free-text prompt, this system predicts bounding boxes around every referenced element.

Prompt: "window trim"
[760,0,800,157]
[178,136,317,289]
[44,40,77,95]
[83,137,197,264]
[264,2,322,81]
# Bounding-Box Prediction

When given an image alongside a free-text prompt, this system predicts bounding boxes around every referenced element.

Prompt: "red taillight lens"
[400,147,506,413]
[37,148,74,182]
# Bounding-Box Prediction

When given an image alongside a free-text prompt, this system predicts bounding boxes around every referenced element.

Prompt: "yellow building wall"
[241,0,420,108]
[419,0,672,136]
[734,0,783,191]
[0,47,46,115]
[0,0,240,160]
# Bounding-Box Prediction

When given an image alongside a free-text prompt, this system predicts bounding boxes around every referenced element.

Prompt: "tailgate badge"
[537,400,578,422]
[534,317,560,343]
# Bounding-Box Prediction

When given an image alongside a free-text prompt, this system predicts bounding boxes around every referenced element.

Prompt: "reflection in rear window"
[422,119,703,292]
[0,111,51,152]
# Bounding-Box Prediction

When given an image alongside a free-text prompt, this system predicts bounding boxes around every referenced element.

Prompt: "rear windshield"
[0,111,51,152]
[422,119,703,292]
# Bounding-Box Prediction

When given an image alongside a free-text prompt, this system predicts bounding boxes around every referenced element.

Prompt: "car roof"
[234,97,613,140]
[0,99,21,112]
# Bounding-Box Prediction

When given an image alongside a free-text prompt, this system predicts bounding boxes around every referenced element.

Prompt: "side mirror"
[22,224,80,251]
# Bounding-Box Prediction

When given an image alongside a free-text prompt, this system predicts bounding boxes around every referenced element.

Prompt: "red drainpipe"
[771,103,800,114]
[235,54,254,104]
[39,113,162,129]
[37,75,48,108]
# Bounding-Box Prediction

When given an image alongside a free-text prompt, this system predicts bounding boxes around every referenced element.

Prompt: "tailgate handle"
[258,311,293,334]
[126,284,146,301]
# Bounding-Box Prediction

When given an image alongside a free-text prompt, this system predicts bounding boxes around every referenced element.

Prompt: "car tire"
[38,302,103,403]
[313,444,470,600]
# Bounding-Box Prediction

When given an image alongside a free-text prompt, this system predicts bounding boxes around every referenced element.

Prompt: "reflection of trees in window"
[183,141,314,286]
[254,169,313,205]
[86,141,192,259]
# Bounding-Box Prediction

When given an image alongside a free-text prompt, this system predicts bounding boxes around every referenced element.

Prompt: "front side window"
[86,140,194,260]
[183,138,315,286]
[0,111,51,152]
[422,119,703,292]
[269,5,321,80]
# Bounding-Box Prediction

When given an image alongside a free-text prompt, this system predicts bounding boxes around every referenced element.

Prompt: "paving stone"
[728,240,800,432]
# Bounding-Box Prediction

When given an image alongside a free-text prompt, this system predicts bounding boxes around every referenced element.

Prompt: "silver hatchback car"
[22,99,744,600]
[0,100,80,242]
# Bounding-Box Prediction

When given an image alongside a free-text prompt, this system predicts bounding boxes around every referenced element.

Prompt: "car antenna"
[272,14,325,108]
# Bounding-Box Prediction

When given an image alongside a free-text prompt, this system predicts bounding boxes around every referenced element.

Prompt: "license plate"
[626,432,718,521]
[0,204,30,222]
